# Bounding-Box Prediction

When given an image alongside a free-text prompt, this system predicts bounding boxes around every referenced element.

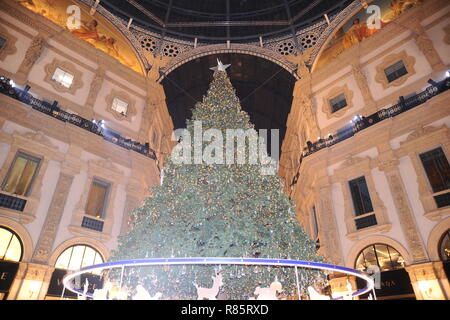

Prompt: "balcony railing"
[81,216,104,232]
[302,76,450,157]
[0,192,27,212]
[0,77,157,160]
[355,214,377,230]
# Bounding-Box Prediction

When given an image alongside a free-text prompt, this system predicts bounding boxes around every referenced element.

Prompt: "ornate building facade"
[0,0,448,300]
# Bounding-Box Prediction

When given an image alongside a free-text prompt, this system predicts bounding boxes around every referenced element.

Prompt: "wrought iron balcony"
[355,214,377,230]
[81,216,104,232]
[0,192,27,212]
[302,76,450,158]
[0,77,156,160]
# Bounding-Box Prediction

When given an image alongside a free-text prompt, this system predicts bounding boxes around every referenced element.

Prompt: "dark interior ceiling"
[161,53,296,155]
[100,0,351,42]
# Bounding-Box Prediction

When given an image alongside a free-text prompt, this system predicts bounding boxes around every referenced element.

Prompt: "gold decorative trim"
[105,89,137,122]
[0,24,17,61]
[374,50,416,90]
[322,84,354,119]
[43,58,83,95]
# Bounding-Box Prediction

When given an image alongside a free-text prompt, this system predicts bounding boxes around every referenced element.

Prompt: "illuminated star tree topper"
[209,59,231,72]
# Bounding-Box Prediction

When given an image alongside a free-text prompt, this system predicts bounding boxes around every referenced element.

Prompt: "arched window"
[438,229,450,261]
[55,245,104,271]
[355,244,405,272]
[0,226,23,262]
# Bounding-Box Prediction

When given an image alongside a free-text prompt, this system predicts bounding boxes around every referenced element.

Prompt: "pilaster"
[405,261,450,300]
[317,170,344,265]
[15,34,46,85]
[378,149,428,263]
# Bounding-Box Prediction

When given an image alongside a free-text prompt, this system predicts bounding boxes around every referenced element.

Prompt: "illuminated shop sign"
[0,260,19,293]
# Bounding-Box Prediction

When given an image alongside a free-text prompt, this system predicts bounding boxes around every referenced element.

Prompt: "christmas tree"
[110,60,326,299]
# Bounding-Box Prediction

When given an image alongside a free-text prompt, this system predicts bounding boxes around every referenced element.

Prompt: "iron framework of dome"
[77,0,367,76]
[95,0,352,42]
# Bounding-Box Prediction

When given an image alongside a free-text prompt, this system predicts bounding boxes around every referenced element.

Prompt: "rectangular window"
[329,93,347,113]
[112,98,128,116]
[420,147,450,193]
[349,176,374,216]
[85,179,110,219]
[2,152,40,196]
[384,61,408,83]
[51,67,74,88]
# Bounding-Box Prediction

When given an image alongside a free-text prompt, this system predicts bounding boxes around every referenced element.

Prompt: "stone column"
[378,151,428,263]
[412,25,446,73]
[145,80,173,164]
[6,262,27,300]
[280,78,320,182]
[120,193,142,235]
[85,66,105,110]
[14,263,50,300]
[328,274,359,299]
[350,61,377,113]
[120,151,160,234]
[31,145,82,264]
[37,266,55,300]
[15,35,46,85]
[317,173,343,265]
[31,171,75,264]
[406,261,450,300]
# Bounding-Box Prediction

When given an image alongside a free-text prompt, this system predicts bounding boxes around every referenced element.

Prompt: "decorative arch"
[48,237,110,268]
[427,217,450,261]
[346,235,413,268]
[309,0,363,71]
[0,216,33,262]
[160,43,299,81]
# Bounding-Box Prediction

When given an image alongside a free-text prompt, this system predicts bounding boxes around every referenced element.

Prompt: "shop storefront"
[355,243,415,300]
[45,244,104,300]
[0,226,22,300]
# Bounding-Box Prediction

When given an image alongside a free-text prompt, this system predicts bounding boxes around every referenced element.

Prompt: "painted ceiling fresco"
[17,0,143,74]
[315,0,423,69]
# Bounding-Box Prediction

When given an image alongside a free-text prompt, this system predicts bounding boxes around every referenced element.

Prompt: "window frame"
[384,60,408,83]
[1,151,41,197]
[419,147,450,194]
[355,243,405,272]
[0,36,6,49]
[54,244,104,271]
[348,176,374,217]
[418,146,450,209]
[329,93,348,114]
[51,67,75,89]
[0,226,23,262]
[438,229,450,261]
[111,97,129,116]
[84,178,111,220]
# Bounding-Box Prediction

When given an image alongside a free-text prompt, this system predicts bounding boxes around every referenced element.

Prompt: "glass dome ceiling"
[99,0,352,42]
